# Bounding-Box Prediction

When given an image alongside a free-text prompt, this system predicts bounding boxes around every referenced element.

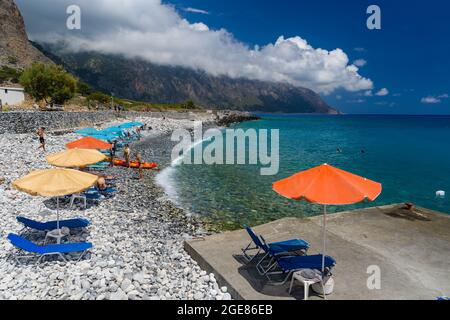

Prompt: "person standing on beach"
[136,127,141,141]
[123,144,131,168]
[136,152,144,180]
[37,127,46,152]
[109,140,117,167]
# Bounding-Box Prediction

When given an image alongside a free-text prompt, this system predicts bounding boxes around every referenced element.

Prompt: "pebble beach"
[0,112,232,300]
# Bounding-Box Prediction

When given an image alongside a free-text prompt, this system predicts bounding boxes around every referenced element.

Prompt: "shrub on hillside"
[77,80,93,96]
[87,91,110,104]
[184,100,197,109]
[0,66,22,83]
[7,56,18,65]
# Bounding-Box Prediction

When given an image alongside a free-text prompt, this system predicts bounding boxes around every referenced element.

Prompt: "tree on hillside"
[19,63,77,105]
[0,66,22,83]
[77,80,93,96]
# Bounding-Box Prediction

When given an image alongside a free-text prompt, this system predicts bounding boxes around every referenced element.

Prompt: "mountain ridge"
[38,43,338,114]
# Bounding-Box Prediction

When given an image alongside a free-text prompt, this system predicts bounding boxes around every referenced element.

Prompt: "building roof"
[0,87,24,91]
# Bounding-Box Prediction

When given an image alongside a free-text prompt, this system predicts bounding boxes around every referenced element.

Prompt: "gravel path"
[0,114,231,300]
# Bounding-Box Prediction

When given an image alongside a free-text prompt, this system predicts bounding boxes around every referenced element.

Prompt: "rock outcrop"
[0,0,51,69]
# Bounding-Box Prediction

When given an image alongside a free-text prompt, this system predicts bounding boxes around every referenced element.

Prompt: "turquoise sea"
[159,115,450,230]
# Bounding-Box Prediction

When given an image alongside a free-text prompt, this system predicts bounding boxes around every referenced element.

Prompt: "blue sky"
[170,0,450,114]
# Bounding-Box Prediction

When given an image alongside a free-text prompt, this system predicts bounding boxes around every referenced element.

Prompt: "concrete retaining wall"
[0,111,210,134]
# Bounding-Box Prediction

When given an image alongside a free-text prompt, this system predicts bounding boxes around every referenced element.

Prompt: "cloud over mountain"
[16,0,373,94]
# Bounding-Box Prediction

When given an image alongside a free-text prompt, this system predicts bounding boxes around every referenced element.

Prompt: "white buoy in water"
[436,190,446,198]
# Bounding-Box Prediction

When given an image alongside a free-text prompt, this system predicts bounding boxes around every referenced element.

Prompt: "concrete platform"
[185,204,450,300]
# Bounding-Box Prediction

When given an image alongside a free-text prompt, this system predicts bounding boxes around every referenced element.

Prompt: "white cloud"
[375,101,396,107]
[421,94,448,104]
[348,99,365,104]
[16,0,374,94]
[353,59,367,67]
[183,7,210,15]
[421,96,441,104]
[375,88,389,96]
[363,90,373,96]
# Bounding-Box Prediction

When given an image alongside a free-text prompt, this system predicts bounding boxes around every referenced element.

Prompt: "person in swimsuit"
[109,140,117,167]
[37,127,46,152]
[97,176,107,191]
[123,144,130,167]
[136,152,144,180]
[136,127,141,141]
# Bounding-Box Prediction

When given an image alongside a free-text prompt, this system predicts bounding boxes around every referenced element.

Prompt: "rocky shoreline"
[0,111,257,300]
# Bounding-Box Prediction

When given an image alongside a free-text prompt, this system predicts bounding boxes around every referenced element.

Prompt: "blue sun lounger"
[86,187,117,194]
[264,254,336,285]
[17,217,90,232]
[242,227,310,266]
[7,234,93,264]
[87,162,111,171]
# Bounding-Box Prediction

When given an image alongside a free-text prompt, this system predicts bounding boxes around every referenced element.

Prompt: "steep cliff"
[0,0,51,70]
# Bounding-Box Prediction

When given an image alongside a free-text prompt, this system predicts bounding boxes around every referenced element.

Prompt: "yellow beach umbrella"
[12,169,98,237]
[12,168,99,197]
[46,148,106,168]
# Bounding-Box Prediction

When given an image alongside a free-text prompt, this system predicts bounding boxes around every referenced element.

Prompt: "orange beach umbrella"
[66,137,112,150]
[273,164,382,274]
[273,163,382,205]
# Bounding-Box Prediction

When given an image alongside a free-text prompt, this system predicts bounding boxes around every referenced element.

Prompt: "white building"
[0,87,25,107]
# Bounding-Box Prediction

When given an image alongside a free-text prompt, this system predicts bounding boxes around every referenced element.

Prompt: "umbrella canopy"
[12,168,98,237]
[273,163,382,205]
[273,163,382,279]
[66,137,112,150]
[46,149,107,168]
[100,126,123,134]
[90,133,117,142]
[12,168,98,197]
[75,128,99,136]
[119,122,143,129]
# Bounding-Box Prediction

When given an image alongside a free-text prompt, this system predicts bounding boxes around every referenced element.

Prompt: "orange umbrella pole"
[322,205,327,275]
[321,204,328,300]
